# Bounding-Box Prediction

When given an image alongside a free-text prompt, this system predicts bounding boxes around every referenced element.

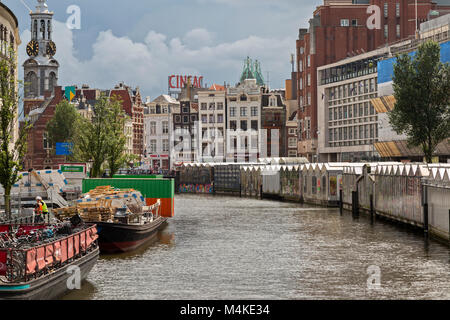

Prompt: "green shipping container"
[112,175,164,179]
[82,178,175,217]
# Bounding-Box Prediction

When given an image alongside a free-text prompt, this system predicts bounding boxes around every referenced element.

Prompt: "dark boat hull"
[95,217,168,254]
[0,247,99,300]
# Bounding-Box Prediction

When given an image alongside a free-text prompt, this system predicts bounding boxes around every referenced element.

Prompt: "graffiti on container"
[179,184,214,194]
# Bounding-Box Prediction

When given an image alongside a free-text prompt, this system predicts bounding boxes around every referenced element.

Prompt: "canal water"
[63,194,450,300]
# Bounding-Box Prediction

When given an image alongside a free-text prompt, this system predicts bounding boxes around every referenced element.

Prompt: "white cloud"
[19,20,295,98]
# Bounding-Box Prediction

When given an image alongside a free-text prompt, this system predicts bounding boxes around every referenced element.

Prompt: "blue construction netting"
[378,41,450,84]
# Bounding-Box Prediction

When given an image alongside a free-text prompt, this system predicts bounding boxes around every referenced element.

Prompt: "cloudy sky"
[5,0,321,99]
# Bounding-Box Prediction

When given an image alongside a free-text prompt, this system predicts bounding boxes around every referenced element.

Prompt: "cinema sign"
[168,75,204,89]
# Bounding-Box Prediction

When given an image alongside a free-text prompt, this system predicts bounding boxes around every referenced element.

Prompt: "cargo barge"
[0,222,99,300]
[55,186,169,254]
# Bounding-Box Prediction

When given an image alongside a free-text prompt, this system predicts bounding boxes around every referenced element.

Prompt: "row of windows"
[384,24,402,38]
[200,102,224,110]
[201,114,224,124]
[149,139,169,153]
[31,19,52,41]
[328,124,378,143]
[384,2,401,18]
[327,79,377,100]
[229,106,259,117]
[148,121,169,135]
[328,103,375,121]
[229,120,259,131]
[174,114,198,124]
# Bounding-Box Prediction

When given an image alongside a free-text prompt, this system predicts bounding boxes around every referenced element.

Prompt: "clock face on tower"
[46,41,56,57]
[26,40,39,57]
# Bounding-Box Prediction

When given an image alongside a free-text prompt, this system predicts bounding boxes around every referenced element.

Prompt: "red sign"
[169,75,203,89]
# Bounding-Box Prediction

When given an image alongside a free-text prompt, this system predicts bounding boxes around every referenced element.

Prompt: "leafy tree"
[46,99,82,152]
[389,41,450,163]
[0,51,31,219]
[73,95,128,178]
[105,97,128,177]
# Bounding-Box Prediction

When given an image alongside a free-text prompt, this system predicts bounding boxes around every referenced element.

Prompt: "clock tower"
[23,0,59,102]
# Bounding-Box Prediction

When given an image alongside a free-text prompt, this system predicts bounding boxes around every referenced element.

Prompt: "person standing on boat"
[35,196,49,223]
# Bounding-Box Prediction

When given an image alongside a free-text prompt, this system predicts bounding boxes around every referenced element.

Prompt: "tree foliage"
[73,95,128,178]
[46,99,82,150]
[0,50,31,219]
[105,97,128,177]
[389,41,450,163]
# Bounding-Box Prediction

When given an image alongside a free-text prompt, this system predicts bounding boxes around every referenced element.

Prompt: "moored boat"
[0,221,99,300]
[55,186,168,254]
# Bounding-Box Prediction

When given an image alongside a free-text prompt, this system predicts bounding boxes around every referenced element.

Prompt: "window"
[250,106,257,117]
[150,107,156,114]
[43,132,51,150]
[269,97,277,106]
[201,103,207,110]
[162,139,169,152]
[162,121,169,134]
[251,120,258,131]
[288,150,297,157]
[307,55,311,67]
[150,140,157,153]
[217,114,224,123]
[240,120,248,131]
[230,120,237,130]
[240,94,247,101]
[230,107,236,117]
[175,115,181,123]
[299,60,303,72]
[340,19,349,27]
[396,24,400,38]
[300,47,304,55]
[384,3,388,18]
[289,128,297,135]
[209,114,215,123]
[384,24,388,38]
[307,92,311,105]
[307,74,311,86]
[182,107,189,113]
[201,115,207,123]
[217,102,224,110]
[240,107,247,117]
[209,103,215,110]
[352,19,358,27]
[288,137,297,148]
[396,3,400,17]
[190,114,197,122]
[299,78,303,90]
[150,122,156,135]
[183,115,189,123]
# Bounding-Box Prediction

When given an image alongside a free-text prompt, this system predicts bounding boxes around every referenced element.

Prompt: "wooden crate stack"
[54,207,81,221]
[79,207,114,222]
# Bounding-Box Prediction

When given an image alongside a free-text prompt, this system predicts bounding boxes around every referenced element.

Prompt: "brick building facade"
[296,0,450,161]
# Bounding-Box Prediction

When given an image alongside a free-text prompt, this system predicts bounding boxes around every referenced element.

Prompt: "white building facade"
[198,89,226,162]
[144,95,179,170]
[226,79,262,162]
[317,48,388,162]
